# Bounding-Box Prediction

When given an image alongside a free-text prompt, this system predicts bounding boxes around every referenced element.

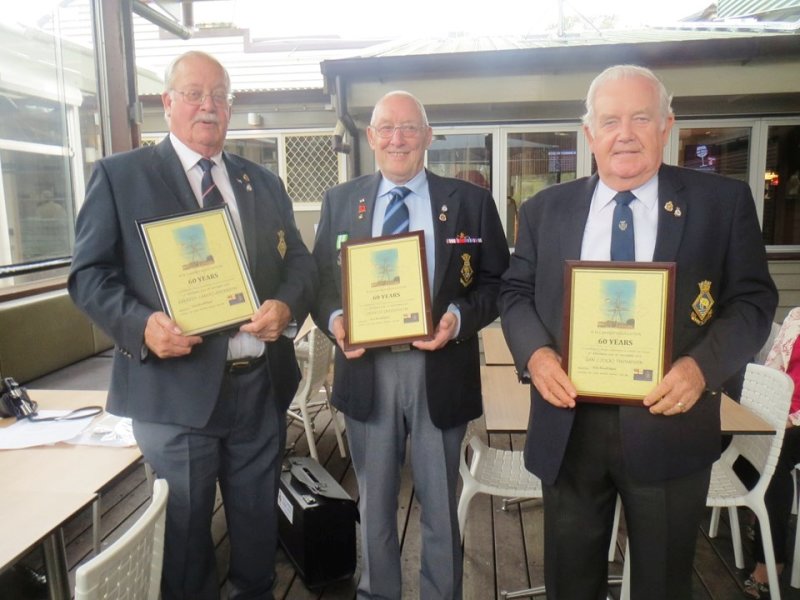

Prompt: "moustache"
[193,115,220,125]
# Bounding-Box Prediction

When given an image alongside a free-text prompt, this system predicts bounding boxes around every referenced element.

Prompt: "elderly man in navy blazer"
[313,91,509,599]
[499,65,777,599]
[69,51,316,599]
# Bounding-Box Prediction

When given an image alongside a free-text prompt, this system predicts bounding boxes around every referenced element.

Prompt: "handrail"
[0,257,71,278]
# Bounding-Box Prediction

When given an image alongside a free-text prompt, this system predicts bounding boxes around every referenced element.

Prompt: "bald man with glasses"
[312,91,508,599]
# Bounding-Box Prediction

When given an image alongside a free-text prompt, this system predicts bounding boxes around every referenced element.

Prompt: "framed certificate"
[562,261,675,405]
[137,206,260,336]
[341,231,434,350]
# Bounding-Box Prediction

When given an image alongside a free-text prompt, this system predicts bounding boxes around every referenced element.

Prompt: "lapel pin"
[243,173,250,182]
[358,198,366,220]
[664,201,674,212]
[674,207,682,217]
[439,204,448,222]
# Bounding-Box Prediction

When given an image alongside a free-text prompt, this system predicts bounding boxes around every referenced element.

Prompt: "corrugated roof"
[717,0,800,18]
[350,26,797,59]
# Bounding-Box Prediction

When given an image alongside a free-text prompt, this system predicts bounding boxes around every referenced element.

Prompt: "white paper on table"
[0,410,95,449]
[66,414,136,447]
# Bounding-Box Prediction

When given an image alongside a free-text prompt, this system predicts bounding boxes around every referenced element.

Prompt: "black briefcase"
[277,457,358,588]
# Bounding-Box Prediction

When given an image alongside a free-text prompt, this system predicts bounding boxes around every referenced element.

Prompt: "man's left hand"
[412,311,458,351]
[643,356,706,416]
[240,299,291,342]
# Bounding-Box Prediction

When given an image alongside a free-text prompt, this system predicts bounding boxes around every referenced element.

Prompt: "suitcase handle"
[290,463,328,495]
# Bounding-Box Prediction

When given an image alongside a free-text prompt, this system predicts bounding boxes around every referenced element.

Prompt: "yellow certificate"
[137,206,260,336]
[563,261,675,404]
[341,232,433,350]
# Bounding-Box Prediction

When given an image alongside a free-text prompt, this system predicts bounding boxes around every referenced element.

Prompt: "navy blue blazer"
[499,164,778,484]
[312,170,509,429]
[69,137,317,427]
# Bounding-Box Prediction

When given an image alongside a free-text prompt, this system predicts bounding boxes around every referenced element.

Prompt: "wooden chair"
[706,364,794,599]
[74,479,168,600]
[288,327,345,460]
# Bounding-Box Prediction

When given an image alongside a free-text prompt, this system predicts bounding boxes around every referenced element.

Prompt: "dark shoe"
[743,576,770,599]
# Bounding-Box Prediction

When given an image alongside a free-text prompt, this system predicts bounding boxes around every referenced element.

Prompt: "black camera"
[0,377,38,419]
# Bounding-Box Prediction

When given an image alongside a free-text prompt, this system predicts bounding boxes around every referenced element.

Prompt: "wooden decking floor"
[6,370,800,598]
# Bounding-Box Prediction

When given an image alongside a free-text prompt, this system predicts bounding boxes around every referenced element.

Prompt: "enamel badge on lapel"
[460,253,474,287]
[439,205,448,222]
[691,280,714,325]
[664,201,674,213]
[277,230,287,259]
[242,172,252,192]
[357,198,366,220]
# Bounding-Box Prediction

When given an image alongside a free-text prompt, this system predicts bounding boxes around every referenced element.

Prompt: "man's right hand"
[331,315,365,359]
[528,346,577,409]
[144,311,203,358]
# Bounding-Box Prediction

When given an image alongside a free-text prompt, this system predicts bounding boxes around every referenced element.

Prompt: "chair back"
[734,364,795,491]
[755,321,782,365]
[293,327,334,402]
[74,479,169,600]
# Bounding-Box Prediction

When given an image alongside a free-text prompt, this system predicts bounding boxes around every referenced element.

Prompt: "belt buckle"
[227,359,252,374]
[390,344,411,353]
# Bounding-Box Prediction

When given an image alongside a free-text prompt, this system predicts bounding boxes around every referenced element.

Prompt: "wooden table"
[481,366,774,435]
[481,327,514,366]
[0,389,142,599]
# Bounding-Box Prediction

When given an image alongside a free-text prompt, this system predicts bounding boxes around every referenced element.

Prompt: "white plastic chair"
[74,478,169,600]
[288,327,345,460]
[457,424,543,540]
[457,421,621,549]
[706,363,795,600]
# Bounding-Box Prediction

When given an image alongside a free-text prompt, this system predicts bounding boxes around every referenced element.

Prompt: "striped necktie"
[610,191,636,261]
[381,186,412,236]
[198,158,225,208]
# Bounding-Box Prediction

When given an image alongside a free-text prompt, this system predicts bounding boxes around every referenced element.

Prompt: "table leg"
[42,529,70,600]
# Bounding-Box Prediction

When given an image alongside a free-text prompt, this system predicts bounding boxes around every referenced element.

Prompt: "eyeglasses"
[371,124,424,139]
[173,89,234,107]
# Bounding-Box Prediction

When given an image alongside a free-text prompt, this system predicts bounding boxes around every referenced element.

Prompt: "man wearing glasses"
[69,51,316,599]
[313,91,509,599]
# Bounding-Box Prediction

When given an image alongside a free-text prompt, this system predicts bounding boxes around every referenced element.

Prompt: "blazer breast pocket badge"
[277,230,287,259]
[460,253,474,287]
[690,280,714,325]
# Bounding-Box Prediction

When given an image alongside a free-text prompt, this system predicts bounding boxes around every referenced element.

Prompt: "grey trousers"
[133,362,284,600]
[346,348,466,600]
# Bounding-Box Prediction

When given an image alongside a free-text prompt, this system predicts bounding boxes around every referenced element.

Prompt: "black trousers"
[543,404,711,600]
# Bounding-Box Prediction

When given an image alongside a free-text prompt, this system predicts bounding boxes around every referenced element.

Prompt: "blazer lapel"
[561,174,596,260]
[349,173,382,241]
[653,165,687,262]
[152,137,198,212]
[428,171,458,297]
[223,153,258,268]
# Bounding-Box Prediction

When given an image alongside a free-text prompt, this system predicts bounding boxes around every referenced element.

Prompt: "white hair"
[582,65,673,133]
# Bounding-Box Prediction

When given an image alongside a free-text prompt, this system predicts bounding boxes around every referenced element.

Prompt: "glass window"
[0,1,99,283]
[224,137,279,175]
[1,149,74,262]
[763,124,800,246]
[677,127,751,182]
[506,131,578,245]
[427,133,492,191]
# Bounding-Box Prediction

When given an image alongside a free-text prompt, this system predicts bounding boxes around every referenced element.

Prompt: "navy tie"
[610,191,636,261]
[381,186,412,236]
[198,158,225,208]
